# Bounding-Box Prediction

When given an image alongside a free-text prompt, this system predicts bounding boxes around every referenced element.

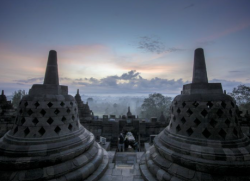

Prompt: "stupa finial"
[1,90,3,95]
[77,89,79,95]
[43,50,59,85]
[192,48,208,83]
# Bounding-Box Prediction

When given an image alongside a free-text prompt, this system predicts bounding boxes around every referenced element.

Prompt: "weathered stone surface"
[140,48,250,180]
[0,50,108,181]
[192,48,208,84]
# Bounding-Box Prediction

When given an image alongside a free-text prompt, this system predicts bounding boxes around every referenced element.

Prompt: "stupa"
[0,50,109,181]
[75,89,93,122]
[140,48,250,180]
[0,90,7,104]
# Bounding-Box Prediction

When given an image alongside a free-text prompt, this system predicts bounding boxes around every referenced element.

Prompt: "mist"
[81,94,148,118]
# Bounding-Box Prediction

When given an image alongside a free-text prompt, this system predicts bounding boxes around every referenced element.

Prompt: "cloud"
[137,36,184,54]
[210,79,250,93]
[14,77,44,84]
[72,70,187,94]
[5,70,250,98]
[120,70,140,80]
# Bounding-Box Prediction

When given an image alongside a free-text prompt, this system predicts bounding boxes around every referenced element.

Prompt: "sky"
[0,0,250,97]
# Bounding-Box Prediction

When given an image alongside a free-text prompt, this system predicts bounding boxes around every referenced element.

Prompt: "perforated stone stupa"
[0,50,109,181]
[140,48,250,180]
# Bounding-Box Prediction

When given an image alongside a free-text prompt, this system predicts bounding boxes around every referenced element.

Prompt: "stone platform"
[99,152,145,181]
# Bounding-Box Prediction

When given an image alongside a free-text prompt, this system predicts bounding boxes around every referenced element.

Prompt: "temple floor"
[99,151,145,181]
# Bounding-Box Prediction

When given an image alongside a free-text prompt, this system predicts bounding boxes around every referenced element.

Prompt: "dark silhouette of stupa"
[0,50,109,181]
[140,48,250,180]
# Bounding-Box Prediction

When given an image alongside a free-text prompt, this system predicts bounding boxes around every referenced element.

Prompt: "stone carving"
[75,89,94,122]
[140,48,250,180]
[0,50,108,181]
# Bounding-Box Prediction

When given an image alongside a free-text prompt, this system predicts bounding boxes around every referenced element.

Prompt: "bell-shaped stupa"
[0,50,109,181]
[140,48,250,180]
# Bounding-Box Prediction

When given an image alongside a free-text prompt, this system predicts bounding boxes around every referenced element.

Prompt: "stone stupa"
[140,48,250,180]
[0,50,109,181]
[75,89,93,122]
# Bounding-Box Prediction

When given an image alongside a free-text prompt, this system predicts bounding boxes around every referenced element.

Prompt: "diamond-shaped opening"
[19,109,23,114]
[47,102,53,108]
[27,109,33,116]
[225,119,230,127]
[182,102,186,108]
[193,101,199,108]
[24,127,30,137]
[60,101,65,107]
[54,126,61,134]
[217,109,223,118]
[68,124,73,131]
[233,128,238,137]
[70,102,73,106]
[231,101,235,108]
[74,108,77,112]
[219,129,227,139]
[47,117,54,125]
[177,108,181,114]
[221,101,226,108]
[40,109,46,116]
[32,118,39,125]
[210,118,218,128]
[54,109,60,115]
[187,108,193,116]
[72,115,75,120]
[61,116,67,123]
[181,117,186,124]
[67,108,71,114]
[186,127,193,136]
[202,128,211,138]
[38,127,45,136]
[34,101,40,108]
[24,102,28,107]
[176,125,181,132]
[201,109,208,118]
[207,101,213,109]
[229,109,233,116]
[194,118,201,126]
[20,117,25,125]
[13,126,18,135]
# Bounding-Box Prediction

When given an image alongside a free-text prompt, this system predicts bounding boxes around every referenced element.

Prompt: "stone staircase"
[99,151,145,181]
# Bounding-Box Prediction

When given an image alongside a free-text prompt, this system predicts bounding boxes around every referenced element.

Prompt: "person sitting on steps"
[118,133,124,152]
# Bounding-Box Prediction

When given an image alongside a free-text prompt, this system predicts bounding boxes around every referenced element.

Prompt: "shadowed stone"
[140,48,250,181]
[0,50,108,181]
[182,48,222,95]
[44,50,59,85]
[29,51,68,96]
[192,48,208,83]
[127,107,132,117]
